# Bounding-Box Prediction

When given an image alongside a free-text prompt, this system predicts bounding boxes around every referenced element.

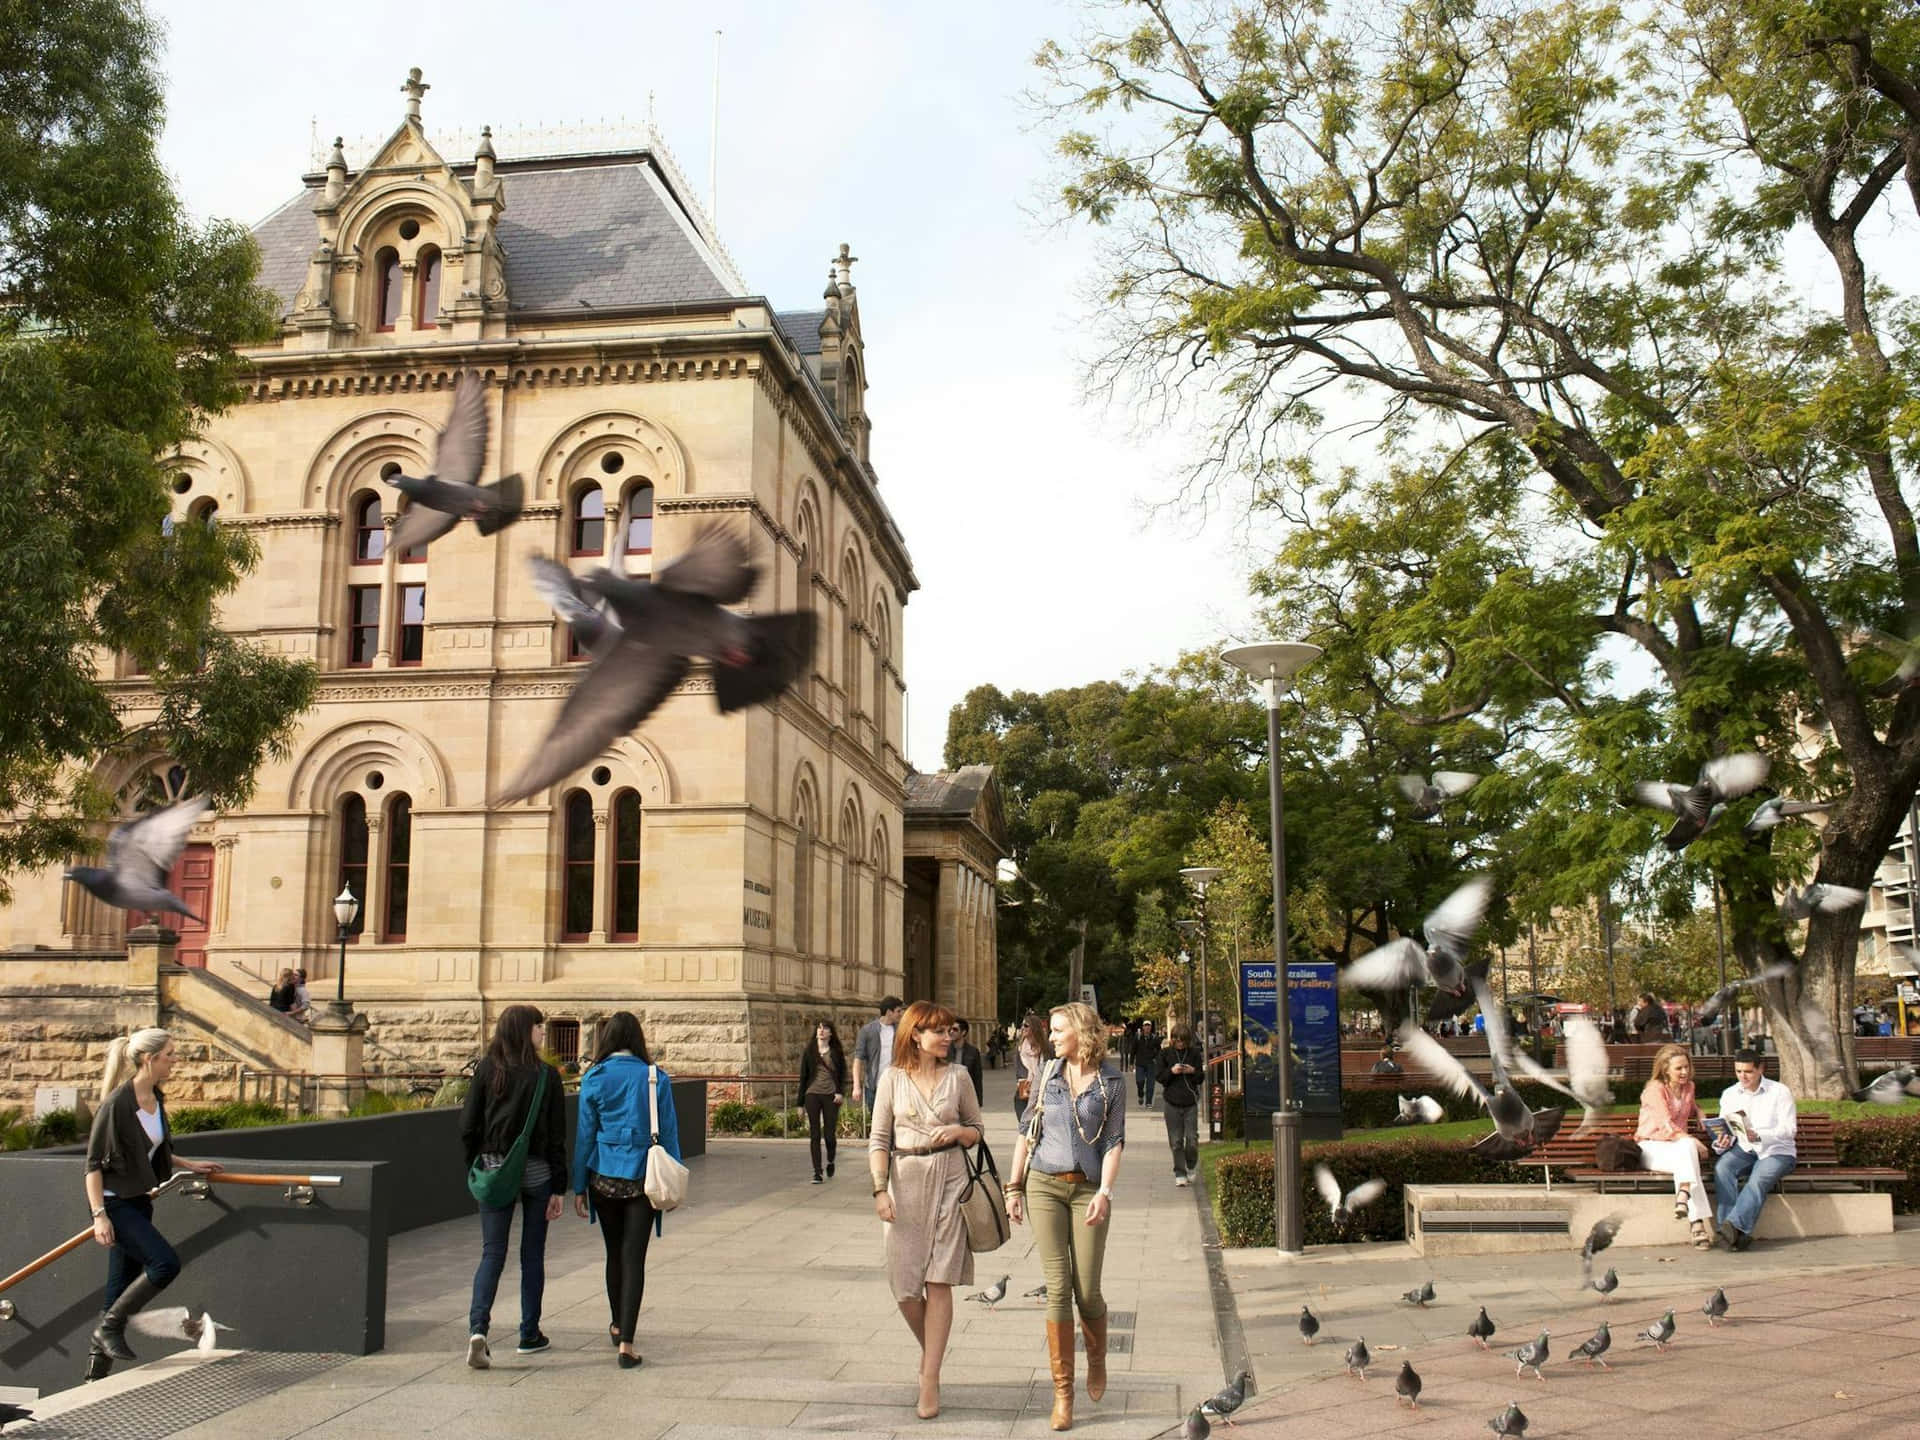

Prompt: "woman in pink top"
[1635,1044,1713,1247]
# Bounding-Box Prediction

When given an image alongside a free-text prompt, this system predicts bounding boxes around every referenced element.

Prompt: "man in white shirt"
[1713,1048,1797,1250]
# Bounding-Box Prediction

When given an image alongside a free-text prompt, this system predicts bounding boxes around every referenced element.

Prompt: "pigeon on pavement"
[1700,962,1797,1022]
[1024,1283,1049,1299]
[1506,1331,1550,1381]
[1298,1305,1321,1345]
[1182,1407,1211,1440]
[1314,1164,1387,1227]
[64,796,212,923]
[1200,1369,1250,1426]
[1635,1310,1677,1350]
[1488,1401,1529,1435]
[967,1275,1010,1309]
[129,1306,228,1348]
[1396,771,1482,815]
[495,528,816,806]
[1395,1360,1423,1409]
[382,372,524,554]
[1346,1336,1371,1379]
[1780,884,1867,923]
[1341,876,1493,995]
[1568,1321,1612,1368]
[1394,1094,1445,1125]
[1703,1288,1729,1327]
[1403,1279,1436,1307]
[1632,752,1770,850]
[1468,1306,1497,1349]
[1743,796,1839,835]
[1585,1266,1620,1299]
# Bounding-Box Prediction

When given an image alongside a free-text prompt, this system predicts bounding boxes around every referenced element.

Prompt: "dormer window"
[376,247,403,331]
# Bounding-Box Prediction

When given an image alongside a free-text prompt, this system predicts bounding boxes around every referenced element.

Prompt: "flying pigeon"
[1798,997,1847,1078]
[1394,1094,1445,1125]
[0,1403,34,1433]
[967,1275,1010,1309]
[1569,1321,1612,1368]
[1512,1014,1610,1133]
[1488,1401,1529,1435]
[64,795,212,923]
[1425,955,1492,1024]
[1314,1164,1387,1227]
[129,1306,227,1349]
[1345,1336,1371,1379]
[1581,1216,1620,1273]
[1702,1288,1729,1327]
[1467,1306,1497,1349]
[380,373,523,555]
[495,528,817,806]
[1506,1330,1550,1381]
[1398,981,1563,1159]
[1395,1360,1423,1409]
[1635,1310,1677,1350]
[1200,1369,1250,1426]
[1396,770,1481,815]
[1700,962,1797,1022]
[1182,1407,1211,1440]
[1402,1279,1436,1307]
[1861,626,1920,696]
[1743,796,1839,835]
[1341,876,1493,995]
[1024,1283,1049,1299]
[1298,1304,1321,1345]
[1780,884,1867,923]
[1585,1266,1619,1299]
[1852,1067,1920,1104]
[1631,752,1770,850]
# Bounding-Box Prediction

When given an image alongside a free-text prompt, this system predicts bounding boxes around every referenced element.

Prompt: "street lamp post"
[1712,880,1733,1054]
[1222,640,1321,1256]
[1180,866,1223,1139]
[330,884,360,1019]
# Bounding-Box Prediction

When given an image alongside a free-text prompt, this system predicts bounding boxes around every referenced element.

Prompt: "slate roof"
[904,766,996,817]
[775,309,827,357]
[249,153,746,317]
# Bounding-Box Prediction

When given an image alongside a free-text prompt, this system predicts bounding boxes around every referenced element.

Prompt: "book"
[1707,1112,1752,1148]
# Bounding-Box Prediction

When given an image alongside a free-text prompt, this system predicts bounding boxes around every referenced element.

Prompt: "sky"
[148,0,1267,773]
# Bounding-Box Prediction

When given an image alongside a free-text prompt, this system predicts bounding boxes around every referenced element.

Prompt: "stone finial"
[474,125,496,185]
[834,242,858,292]
[325,136,348,202]
[822,264,840,302]
[401,67,430,122]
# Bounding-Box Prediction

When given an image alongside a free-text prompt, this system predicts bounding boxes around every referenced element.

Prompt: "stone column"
[590,810,609,944]
[212,836,237,936]
[363,813,387,944]
[307,1005,369,1117]
[935,859,962,1011]
[125,925,176,1024]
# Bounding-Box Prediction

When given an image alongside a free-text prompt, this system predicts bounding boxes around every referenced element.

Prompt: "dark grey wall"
[0,1157,386,1401]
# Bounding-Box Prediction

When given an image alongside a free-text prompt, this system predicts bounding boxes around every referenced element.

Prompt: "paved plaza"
[16,1071,1920,1438]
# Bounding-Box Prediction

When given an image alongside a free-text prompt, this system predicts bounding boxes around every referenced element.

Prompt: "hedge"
[167,1101,301,1135]
[1217,1081,1638,1139]
[1214,1113,1920,1247]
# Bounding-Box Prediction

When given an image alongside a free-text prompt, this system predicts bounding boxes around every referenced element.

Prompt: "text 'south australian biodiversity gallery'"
[0,73,1003,1107]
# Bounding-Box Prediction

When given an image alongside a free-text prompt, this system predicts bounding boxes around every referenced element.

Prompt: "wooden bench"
[1521,1112,1906,1194]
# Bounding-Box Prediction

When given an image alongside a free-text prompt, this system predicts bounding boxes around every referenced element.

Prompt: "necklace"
[1061,1062,1110,1146]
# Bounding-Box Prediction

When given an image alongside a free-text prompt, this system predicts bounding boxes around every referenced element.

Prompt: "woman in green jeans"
[1005,1001,1126,1432]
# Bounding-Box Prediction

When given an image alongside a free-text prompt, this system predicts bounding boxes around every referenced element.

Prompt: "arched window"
[394,583,425,666]
[571,485,605,556]
[793,816,813,957]
[415,247,442,328]
[353,493,384,563]
[871,602,889,749]
[561,791,595,941]
[623,482,654,555]
[346,584,379,667]
[375,247,402,331]
[842,852,858,968]
[844,618,862,717]
[397,507,428,564]
[611,789,641,940]
[872,831,888,981]
[383,794,412,942]
[337,795,368,940]
[189,498,218,529]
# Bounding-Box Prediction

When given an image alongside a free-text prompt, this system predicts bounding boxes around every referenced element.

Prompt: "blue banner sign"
[1241,961,1343,1123]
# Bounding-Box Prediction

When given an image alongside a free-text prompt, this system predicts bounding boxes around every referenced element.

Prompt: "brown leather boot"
[1081,1310,1108,1401]
[1046,1320,1075,1430]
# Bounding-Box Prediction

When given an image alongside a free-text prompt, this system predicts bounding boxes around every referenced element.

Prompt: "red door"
[166,843,216,966]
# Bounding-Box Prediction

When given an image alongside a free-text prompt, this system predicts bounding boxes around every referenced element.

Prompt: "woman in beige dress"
[870,999,985,1420]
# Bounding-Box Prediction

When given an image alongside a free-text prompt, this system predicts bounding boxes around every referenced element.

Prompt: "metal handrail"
[0,1169,343,1301]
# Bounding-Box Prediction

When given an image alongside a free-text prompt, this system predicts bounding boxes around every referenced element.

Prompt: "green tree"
[0,0,316,896]
[1040,0,1919,1095]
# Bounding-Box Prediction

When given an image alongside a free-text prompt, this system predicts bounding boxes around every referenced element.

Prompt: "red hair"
[893,1000,958,1071]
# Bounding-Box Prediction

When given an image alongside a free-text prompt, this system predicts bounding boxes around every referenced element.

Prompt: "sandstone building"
[0,73,1002,1109]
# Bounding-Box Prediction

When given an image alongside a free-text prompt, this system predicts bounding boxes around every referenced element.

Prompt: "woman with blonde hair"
[1635,1042,1714,1248]
[1005,1001,1127,1431]
[869,1000,985,1420]
[83,1029,222,1362]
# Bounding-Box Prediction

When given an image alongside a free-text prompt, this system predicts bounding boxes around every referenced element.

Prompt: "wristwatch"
[1095,1186,1113,1199]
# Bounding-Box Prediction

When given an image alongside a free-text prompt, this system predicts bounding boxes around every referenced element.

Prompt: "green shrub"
[1833,1113,1920,1215]
[168,1101,297,1135]
[432,1077,470,1108]
[837,1103,871,1139]
[750,1113,789,1137]
[30,1107,85,1146]
[711,1100,775,1134]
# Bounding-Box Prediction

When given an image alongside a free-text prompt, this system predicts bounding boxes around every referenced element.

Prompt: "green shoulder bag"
[467,1064,548,1206]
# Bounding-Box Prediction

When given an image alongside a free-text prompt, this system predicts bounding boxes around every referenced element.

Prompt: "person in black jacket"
[798,1018,849,1183]
[459,1004,567,1369]
[952,1018,985,1111]
[83,1028,223,1364]
[1155,1024,1205,1185]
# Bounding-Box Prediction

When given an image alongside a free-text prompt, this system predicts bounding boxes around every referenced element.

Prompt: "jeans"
[1135,1064,1155,1105]
[595,1192,657,1343]
[1163,1102,1199,1177]
[1027,1169,1108,1324]
[1715,1146,1797,1236]
[468,1187,551,1341]
[103,1196,180,1308]
[804,1093,840,1176]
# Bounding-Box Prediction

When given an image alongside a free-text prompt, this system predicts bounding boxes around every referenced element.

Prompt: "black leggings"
[804,1093,840,1174]
[595,1192,656,1344]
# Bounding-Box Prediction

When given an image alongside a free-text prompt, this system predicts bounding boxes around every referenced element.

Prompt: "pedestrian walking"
[83,1029,223,1364]
[852,994,904,1119]
[798,1017,848,1183]
[267,968,298,1013]
[571,1010,682,1368]
[1133,1018,1161,1106]
[1155,1023,1204,1186]
[1006,1001,1128,1431]
[460,1005,567,1368]
[952,1017,984,1108]
[869,1001,985,1421]
[1014,1012,1047,1125]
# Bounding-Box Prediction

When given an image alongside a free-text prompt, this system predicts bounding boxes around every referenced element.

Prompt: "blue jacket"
[571,1055,682,1231]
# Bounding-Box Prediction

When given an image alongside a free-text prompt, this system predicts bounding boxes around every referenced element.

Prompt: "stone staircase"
[159,963,314,1075]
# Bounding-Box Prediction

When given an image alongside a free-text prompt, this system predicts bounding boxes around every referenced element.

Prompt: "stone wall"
[358,1001,486,1077]
[0,995,292,1111]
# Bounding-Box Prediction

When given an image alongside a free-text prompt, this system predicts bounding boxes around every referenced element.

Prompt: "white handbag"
[643,1065,689,1212]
